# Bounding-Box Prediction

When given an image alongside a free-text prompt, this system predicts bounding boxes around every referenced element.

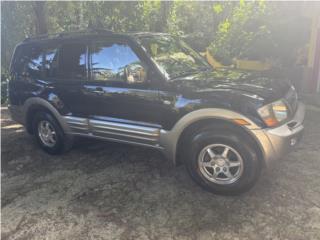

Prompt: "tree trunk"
[32,2,48,35]
[155,2,172,32]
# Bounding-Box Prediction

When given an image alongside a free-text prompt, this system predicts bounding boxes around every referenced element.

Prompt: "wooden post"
[306,10,320,93]
[313,25,320,92]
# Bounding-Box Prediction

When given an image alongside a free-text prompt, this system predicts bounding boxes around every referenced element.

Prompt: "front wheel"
[184,125,262,195]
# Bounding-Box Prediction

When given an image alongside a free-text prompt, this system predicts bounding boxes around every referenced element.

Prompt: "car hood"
[169,68,291,103]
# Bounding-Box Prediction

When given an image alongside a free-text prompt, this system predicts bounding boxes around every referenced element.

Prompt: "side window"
[43,47,59,78]
[58,43,87,80]
[91,42,146,83]
[18,45,43,79]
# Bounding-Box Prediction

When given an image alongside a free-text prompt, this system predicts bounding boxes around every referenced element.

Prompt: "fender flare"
[159,108,262,165]
[23,97,71,133]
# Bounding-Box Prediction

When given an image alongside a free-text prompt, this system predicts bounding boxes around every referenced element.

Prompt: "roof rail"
[23,32,59,42]
[23,28,114,42]
[58,28,114,37]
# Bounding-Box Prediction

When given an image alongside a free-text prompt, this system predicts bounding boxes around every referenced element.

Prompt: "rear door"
[53,41,90,117]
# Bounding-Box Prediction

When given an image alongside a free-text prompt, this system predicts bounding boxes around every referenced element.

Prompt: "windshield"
[137,35,210,79]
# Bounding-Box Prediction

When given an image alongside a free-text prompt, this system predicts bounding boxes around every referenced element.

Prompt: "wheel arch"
[159,108,265,166]
[23,97,70,134]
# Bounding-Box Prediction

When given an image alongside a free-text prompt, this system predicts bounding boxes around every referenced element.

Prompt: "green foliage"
[1,2,34,70]
[1,1,312,74]
[213,3,224,14]
[208,1,271,64]
[208,1,310,67]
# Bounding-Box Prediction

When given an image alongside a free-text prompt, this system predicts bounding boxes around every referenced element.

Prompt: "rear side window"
[58,43,87,80]
[17,45,43,78]
[14,44,59,79]
[43,47,59,78]
[13,42,87,81]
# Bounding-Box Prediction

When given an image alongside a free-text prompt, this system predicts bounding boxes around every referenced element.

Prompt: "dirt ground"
[1,105,320,240]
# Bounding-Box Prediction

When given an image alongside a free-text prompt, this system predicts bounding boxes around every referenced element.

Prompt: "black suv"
[8,30,305,195]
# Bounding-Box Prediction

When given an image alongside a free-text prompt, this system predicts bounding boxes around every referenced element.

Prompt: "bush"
[207,1,310,68]
[208,1,272,65]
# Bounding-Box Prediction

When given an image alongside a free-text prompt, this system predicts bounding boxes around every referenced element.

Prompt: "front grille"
[285,86,298,115]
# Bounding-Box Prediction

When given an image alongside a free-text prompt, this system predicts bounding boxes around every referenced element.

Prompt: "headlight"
[257,99,288,127]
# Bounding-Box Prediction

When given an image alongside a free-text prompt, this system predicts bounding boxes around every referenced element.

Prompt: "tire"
[32,111,73,155]
[184,124,262,195]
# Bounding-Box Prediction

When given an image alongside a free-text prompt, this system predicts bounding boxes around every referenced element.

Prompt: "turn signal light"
[233,119,250,126]
[264,117,279,127]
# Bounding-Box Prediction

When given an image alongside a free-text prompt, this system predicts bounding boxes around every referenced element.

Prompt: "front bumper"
[251,102,305,167]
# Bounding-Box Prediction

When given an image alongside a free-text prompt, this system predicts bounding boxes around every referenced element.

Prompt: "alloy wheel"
[198,143,244,185]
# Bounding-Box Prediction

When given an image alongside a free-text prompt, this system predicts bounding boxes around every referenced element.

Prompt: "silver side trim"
[90,119,160,137]
[64,116,161,146]
[93,129,159,142]
[64,116,89,132]
[92,115,162,129]
[91,124,158,137]
[72,133,164,150]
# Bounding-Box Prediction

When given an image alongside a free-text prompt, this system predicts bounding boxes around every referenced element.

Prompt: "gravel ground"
[1,105,320,240]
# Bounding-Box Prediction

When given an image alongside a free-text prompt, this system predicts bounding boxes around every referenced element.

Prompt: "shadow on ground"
[1,106,320,240]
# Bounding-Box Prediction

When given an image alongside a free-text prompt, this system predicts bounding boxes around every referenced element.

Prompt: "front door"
[83,38,163,126]
[82,38,164,145]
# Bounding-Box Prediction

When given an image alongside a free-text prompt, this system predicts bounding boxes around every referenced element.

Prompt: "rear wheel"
[184,125,262,195]
[32,111,73,154]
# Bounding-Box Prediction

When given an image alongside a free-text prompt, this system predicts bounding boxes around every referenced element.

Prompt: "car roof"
[21,29,171,45]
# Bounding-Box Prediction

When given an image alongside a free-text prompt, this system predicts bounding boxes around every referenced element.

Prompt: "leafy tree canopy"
[1,1,314,71]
